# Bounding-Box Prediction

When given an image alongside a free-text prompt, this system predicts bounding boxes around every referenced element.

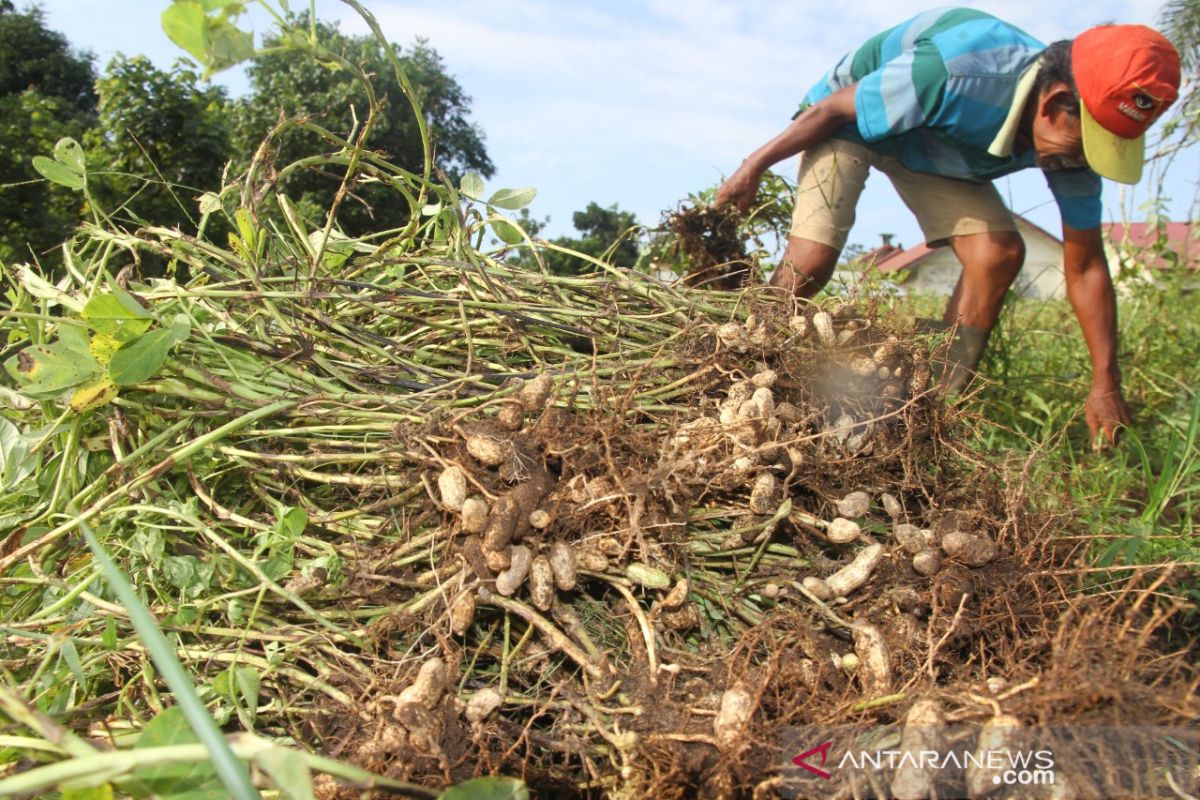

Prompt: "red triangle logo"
[791,740,833,780]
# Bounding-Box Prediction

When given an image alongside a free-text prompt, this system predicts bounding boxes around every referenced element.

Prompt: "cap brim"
[1080,103,1145,184]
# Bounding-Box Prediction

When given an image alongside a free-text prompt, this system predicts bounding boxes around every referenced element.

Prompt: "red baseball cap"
[1072,25,1181,184]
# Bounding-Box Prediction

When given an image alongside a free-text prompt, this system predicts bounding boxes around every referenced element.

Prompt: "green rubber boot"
[916,319,992,394]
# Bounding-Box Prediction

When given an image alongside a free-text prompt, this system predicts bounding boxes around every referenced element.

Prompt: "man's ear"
[1038,82,1078,119]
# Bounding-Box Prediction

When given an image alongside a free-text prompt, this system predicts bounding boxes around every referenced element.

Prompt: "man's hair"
[1034,40,1081,117]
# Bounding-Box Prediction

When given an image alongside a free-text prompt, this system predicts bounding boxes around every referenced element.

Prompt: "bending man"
[716,8,1180,445]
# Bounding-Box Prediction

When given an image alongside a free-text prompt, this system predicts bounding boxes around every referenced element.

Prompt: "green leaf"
[487,187,537,211]
[59,639,87,686]
[255,747,313,800]
[262,551,294,582]
[213,666,261,726]
[440,777,529,800]
[162,2,208,63]
[198,191,222,215]
[162,555,214,598]
[203,18,254,75]
[460,172,485,200]
[170,314,192,344]
[32,156,84,190]
[53,137,86,174]
[5,341,102,397]
[102,616,118,650]
[0,417,19,451]
[0,417,36,489]
[234,209,257,251]
[108,329,176,386]
[130,708,225,800]
[60,323,95,358]
[109,283,153,318]
[82,293,153,335]
[162,555,198,591]
[490,219,523,246]
[276,507,308,541]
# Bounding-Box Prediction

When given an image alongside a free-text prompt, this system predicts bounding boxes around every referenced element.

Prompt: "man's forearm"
[742,85,858,173]
[717,85,858,212]
[1065,258,1122,389]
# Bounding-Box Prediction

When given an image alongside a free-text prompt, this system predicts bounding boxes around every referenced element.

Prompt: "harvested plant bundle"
[0,7,1195,799]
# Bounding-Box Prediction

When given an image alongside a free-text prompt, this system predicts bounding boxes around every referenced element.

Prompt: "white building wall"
[903,220,1067,299]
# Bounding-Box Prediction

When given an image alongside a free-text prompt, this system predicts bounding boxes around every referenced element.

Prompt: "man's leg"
[878,160,1023,391]
[771,237,840,297]
[783,139,872,297]
[929,231,1025,390]
[943,231,1026,329]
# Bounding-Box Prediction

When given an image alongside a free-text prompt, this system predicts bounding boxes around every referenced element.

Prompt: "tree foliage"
[543,202,641,275]
[1158,0,1200,151]
[0,3,95,107]
[85,56,231,233]
[232,17,494,237]
[2,8,494,266]
[0,4,95,262]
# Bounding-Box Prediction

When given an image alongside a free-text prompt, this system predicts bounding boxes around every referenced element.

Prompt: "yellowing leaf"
[70,376,119,413]
[63,785,114,800]
[89,332,122,366]
[4,340,102,398]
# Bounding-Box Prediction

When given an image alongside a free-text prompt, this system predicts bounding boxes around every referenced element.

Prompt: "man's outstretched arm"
[716,84,858,212]
[1061,223,1132,447]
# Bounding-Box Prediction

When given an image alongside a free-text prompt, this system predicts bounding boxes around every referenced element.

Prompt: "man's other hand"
[1085,385,1132,449]
[715,163,762,213]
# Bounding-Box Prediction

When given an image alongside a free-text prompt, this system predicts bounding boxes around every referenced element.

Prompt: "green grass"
[956,271,1200,621]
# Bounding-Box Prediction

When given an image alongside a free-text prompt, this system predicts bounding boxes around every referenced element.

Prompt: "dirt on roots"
[300,301,1198,799]
[664,204,752,290]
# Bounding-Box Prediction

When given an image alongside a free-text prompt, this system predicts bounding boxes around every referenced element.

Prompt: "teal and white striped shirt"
[803,7,1102,230]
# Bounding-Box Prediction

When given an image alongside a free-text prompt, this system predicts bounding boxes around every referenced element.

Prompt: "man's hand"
[1085,384,1132,449]
[715,162,763,214]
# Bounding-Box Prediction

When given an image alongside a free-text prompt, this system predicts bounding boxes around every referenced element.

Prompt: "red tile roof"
[873,243,936,273]
[1104,222,1199,270]
[869,215,1063,274]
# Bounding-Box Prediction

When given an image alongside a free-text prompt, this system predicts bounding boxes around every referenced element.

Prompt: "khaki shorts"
[790,138,1017,251]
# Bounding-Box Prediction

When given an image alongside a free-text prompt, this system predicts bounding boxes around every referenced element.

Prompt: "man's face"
[1032,86,1087,171]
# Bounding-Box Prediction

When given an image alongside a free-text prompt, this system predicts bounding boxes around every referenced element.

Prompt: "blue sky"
[33,0,1198,251]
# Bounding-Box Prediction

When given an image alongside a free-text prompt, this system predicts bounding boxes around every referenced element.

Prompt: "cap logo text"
[1117,101,1149,122]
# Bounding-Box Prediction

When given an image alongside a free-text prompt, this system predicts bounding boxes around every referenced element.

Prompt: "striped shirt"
[802,7,1102,230]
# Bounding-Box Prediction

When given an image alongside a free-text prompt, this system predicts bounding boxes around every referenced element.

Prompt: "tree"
[1155,0,1200,165]
[543,202,641,275]
[0,4,96,262]
[0,3,94,106]
[85,56,231,233]
[231,17,493,238]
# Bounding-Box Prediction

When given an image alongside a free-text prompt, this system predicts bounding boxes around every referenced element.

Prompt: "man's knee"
[992,231,1026,276]
[776,237,839,296]
[953,230,1025,282]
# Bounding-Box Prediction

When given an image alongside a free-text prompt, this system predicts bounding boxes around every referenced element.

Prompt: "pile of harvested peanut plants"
[1,12,1195,800]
